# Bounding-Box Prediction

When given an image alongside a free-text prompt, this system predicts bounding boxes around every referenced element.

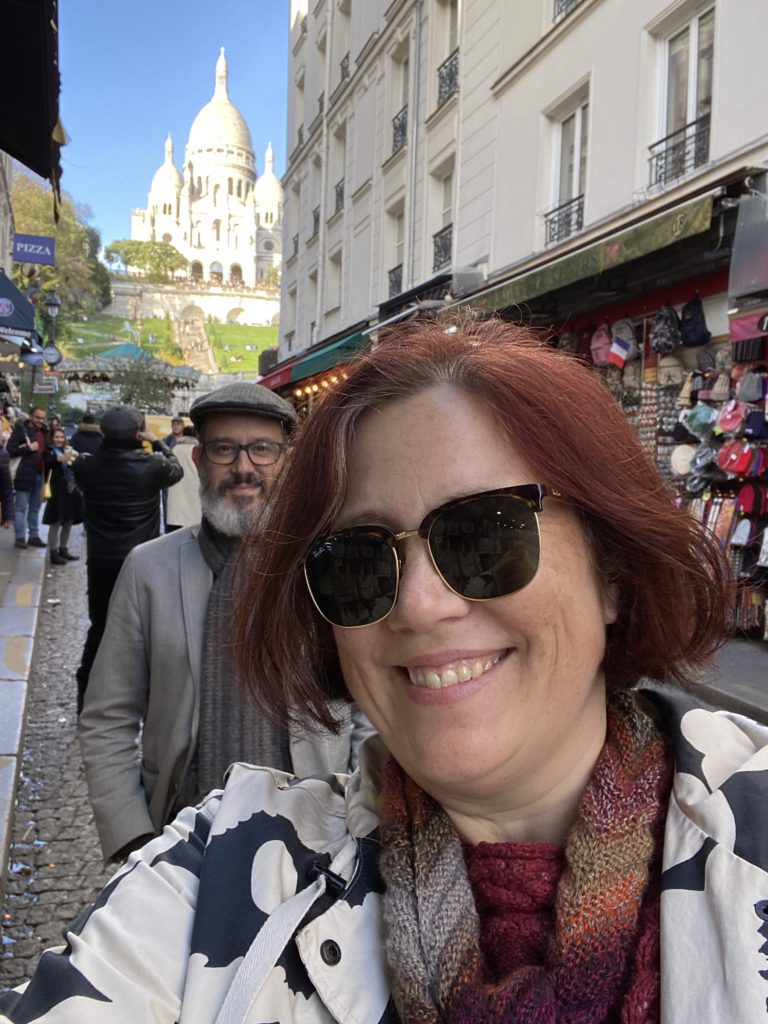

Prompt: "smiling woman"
[3,318,767,1024]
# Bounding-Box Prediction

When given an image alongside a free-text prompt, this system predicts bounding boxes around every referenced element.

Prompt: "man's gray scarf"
[194,516,291,800]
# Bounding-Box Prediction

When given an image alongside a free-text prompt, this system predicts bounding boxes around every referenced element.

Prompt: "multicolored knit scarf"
[377,690,672,1024]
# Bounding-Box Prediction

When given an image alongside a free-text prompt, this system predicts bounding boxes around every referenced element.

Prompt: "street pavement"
[0,520,766,989]
[0,527,112,991]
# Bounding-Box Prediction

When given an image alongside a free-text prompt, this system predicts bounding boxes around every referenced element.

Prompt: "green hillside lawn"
[205,323,279,373]
[64,314,182,362]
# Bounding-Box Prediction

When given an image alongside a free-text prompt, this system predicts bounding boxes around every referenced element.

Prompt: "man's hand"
[138,430,157,444]
[28,441,39,452]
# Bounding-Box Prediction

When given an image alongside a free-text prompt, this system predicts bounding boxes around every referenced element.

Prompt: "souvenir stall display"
[584,298,768,642]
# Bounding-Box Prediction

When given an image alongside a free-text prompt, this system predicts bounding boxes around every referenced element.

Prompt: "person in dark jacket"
[43,426,84,565]
[0,446,15,528]
[70,413,103,455]
[72,405,183,712]
[6,407,49,549]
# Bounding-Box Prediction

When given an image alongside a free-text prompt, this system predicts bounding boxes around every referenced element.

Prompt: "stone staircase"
[173,318,218,374]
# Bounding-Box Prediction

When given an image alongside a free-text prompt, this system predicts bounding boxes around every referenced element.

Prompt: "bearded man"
[79,383,370,862]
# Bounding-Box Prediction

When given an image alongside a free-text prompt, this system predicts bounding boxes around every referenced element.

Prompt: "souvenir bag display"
[684,400,718,437]
[680,295,711,347]
[696,345,717,371]
[608,318,639,368]
[737,371,767,403]
[717,399,747,434]
[657,354,684,388]
[676,373,693,408]
[732,337,765,363]
[649,304,682,354]
[590,322,613,367]
[743,410,768,440]
[708,371,731,402]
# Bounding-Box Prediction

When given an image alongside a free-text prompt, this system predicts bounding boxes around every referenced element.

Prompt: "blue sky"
[57,1,289,248]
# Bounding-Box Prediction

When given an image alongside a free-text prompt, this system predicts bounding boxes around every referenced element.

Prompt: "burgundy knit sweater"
[464,840,662,1022]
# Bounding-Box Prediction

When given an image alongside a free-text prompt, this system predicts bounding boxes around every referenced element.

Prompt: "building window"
[437,48,459,107]
[545,99,588,245]
[388,209,405,297]
[649,8,714,187]
[213,219,221,243]
[335,178,345,214]
[436,0,459,108]
[327,250,342,310]
[433,170,453,271]
[312,205,320,237]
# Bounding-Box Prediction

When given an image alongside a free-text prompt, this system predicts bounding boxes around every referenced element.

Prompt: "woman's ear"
[601,582,619,626]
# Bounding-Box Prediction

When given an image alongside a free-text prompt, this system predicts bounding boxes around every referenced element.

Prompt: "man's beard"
[197,463,268,538]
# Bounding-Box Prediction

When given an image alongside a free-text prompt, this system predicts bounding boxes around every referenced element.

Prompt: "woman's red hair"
[235,318,731,732]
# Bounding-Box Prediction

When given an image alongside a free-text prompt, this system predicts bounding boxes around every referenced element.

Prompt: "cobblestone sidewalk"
[0,535,113,990]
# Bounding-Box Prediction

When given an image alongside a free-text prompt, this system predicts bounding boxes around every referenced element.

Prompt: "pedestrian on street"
[0,443,14,528]
[69,412,102,455]
[79,382,370,863]
[72,405,183,714]
[6,407,49,550]
[42,427,83,566]
[164,425,201,531]
[163,415,184,448]
[7,319,767,1022]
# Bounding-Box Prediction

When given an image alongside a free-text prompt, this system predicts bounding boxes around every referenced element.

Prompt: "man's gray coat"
[79,525,366,860]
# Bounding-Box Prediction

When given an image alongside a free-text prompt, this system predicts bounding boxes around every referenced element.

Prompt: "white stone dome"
[150,135,183,195]
[253,143,283,201]
[187,48,253,155]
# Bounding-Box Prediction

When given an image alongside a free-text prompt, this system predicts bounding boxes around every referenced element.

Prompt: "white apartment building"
[270,0,768,395]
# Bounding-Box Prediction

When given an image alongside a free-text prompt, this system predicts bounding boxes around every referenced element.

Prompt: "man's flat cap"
[101,405,143,439]
[189,382,297,432]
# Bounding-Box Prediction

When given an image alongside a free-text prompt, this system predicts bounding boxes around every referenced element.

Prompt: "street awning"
[260,360,299,391]
[0,273,37,341]
[2,0,62,191]
[289,330,367,383]
[460,192,715,315]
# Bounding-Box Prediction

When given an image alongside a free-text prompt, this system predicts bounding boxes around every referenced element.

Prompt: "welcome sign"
[13,233,56,266]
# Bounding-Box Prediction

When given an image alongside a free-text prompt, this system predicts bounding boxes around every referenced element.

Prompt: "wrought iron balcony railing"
[544,194,584,245]
[554,0,585,20]
[648,114,711,187]
[432,224,452,271]
[388,263,403,298]
[437,48,459,108]
[291,234,299,259]
[340,52,350,80]
[334,178,344,214]
[312,206,320,238]
[392,105,407,155]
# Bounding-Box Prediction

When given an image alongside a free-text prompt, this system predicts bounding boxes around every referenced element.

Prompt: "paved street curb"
[0,546,46,906]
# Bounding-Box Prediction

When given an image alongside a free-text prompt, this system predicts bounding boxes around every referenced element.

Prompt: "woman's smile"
[402,648,510,688]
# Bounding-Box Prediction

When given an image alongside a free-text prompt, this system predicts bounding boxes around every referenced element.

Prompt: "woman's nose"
[385,537,470,633]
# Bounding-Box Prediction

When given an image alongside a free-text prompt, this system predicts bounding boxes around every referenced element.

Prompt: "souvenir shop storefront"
[460,183,768,644]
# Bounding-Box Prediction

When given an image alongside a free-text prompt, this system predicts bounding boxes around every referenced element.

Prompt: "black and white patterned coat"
[1,691,767,1023]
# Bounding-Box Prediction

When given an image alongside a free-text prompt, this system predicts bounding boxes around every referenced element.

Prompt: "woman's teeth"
[406,655,503,689]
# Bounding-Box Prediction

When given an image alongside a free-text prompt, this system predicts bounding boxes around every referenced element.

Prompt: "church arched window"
[230,264,243,285]
[210,262,223,285]
[237,180,242,198]
[197,177,202,194]
[190,261,203,282]
[228,178,233,195]
[213,184,220,206]
[214,220,221,243]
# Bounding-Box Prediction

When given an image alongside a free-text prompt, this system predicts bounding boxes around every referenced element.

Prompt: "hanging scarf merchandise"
[377,690,673,1024]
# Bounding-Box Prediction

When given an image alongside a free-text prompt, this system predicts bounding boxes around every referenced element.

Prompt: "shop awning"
[2,0,62,191]
[289,330,367,383]
[0,273,37,341]
[260,360,299,390]
[460,192,715,315]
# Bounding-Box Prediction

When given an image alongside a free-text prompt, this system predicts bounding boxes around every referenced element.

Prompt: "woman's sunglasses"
[303,484,558,629]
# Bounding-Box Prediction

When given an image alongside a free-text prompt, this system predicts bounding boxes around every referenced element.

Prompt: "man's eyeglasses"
[199,439,288,467]
[304,484,558,629]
